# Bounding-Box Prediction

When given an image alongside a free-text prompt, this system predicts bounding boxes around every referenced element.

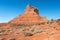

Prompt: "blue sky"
[0,0,60,23]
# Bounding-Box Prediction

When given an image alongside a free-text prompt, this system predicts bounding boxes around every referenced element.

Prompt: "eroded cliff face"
[0,4,60,40]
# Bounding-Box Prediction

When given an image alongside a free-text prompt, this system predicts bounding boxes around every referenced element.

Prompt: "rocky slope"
[0,4,60,40]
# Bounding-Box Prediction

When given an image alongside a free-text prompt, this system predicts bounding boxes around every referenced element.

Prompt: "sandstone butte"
[0,4,60,40]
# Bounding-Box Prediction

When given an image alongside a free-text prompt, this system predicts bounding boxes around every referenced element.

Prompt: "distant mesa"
[8,4,47,24]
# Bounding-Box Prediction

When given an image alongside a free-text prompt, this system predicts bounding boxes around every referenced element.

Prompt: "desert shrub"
[24,32,33,36]
[56,19,60,25]
[47,21,50,24]
[40,22,45,25]
[0,33,7,36]
[31,29,34,32]
[0,29,6,35]
[8,38,15,40]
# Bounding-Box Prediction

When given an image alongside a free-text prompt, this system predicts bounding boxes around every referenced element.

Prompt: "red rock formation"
[9,4,47,24]
[0,4,60,40]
